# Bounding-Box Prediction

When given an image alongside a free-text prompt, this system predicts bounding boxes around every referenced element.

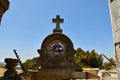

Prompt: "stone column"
[108,0,120,79]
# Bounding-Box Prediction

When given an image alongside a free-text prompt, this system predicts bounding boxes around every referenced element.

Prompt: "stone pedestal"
[30,69,86,80]
[73,72,86,79]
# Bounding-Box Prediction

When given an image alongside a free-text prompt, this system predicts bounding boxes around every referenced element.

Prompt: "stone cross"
[52,15,64,28]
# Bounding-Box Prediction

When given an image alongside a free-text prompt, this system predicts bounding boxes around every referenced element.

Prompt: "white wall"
[109,0,120,43]
[109,0,120,80]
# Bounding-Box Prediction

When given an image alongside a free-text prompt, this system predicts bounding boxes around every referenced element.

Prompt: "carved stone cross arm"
[52,15,64,28]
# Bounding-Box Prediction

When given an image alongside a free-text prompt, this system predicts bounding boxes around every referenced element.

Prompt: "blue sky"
[0,0,114,62]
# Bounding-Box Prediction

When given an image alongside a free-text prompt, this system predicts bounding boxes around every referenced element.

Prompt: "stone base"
[30,68,86,80]
[73,72,86,79]
[117,68,120,80]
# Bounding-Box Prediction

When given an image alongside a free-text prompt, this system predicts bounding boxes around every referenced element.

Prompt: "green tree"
[103,62,112,70]
[23,57,38,70]
[75,49,103,68]
[103,58,116,70]
[74,48,85,66]
[88,50,103,68]
[109,58,116,67]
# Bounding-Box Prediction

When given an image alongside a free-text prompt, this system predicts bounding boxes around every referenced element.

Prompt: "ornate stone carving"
[37,33,75,68]
[31,15,84,80]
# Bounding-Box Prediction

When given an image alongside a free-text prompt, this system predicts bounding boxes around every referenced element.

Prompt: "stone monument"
[37,15,78,69]
[0,0,9,23]
[2,58,22,80]
[30,15,85,80]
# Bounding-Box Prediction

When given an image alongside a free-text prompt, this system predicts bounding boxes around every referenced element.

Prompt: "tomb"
[30,15,99,80]
[30,15,84,80]
[37,15,80,69]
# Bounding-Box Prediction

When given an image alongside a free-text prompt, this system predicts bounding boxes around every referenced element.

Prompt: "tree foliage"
[74,48,116,70]
[74,48,103,68]
[23,57,38,70]
[102,58,116,70]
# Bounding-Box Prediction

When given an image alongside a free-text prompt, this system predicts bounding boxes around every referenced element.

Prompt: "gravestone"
[37,15,78,69]
[30,15,85,80]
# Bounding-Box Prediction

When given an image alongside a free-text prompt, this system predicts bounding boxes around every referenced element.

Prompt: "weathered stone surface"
[117,0,120,7]
[31,69,73,80]
[35,15,83,71]
[30,15,101,80]
[109,1,120,79]
[73,72,86,79]
[0,0,9,22]
[0,0,9,9]
[2,58,22,80]
[30,69,86,80]
[37,33,76,69]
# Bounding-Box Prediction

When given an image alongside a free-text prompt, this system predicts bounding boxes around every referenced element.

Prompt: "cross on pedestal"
[52,15,64,29]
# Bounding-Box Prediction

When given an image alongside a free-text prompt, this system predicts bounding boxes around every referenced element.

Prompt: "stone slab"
[30,69,86,80]
[72,72,86,79]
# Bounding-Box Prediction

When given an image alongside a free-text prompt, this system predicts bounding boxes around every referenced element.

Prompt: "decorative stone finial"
[4,58,19,68]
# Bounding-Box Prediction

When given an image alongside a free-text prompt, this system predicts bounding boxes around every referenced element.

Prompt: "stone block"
[116,16,120,27]
[30,69,74,80]
[72,72,86,79]
[30,69,87,80]
[117,0,120,7]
